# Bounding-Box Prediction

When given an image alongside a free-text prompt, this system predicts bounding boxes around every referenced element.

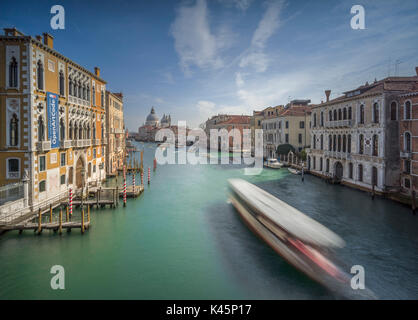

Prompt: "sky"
[1,0,418,130]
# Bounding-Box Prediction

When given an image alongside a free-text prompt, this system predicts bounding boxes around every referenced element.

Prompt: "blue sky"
[1,0,418,130]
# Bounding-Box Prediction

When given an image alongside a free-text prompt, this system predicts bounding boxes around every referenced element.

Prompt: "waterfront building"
[105,91,124,177]
[308,68,418,193]
[205,114,251,151]
[398,69,418,196]
[0,28,107,219]
[261,100,312,158]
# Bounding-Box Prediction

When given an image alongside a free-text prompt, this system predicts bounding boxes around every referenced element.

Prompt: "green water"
[1,142,418,299]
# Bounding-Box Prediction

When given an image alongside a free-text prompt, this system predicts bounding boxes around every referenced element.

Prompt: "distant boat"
[288,168,301,175]
[228,179,376,299]
[264,158,283,169]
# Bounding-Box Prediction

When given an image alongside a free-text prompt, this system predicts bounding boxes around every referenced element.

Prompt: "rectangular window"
[93,148,97,159]
[39,180,46,192]
[285,121,289,129]
[93,165,96,173]
[404,178,411,189]
[299,121,304,129]
[7,158,20,179]
[60,174,66,185]
[298,134,302,144]
[39,156,46,172]
[285,134,289,143]
[60,153,66,166]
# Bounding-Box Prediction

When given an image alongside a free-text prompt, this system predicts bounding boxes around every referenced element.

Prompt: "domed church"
[145,107,160,127]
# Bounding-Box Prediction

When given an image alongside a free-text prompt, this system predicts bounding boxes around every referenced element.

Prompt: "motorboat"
[264,158,283,169]
[227,179,376,299]
[288,167,301,175]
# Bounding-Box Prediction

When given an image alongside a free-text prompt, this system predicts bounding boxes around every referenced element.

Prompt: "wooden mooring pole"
[37,208,42,234]
[81,206,85,234]
[59,208,63,234]
[87,204,91,227]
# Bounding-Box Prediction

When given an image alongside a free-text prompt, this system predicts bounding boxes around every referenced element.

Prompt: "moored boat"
[264,158,283,169]
[288,167,301,175]
[227,178,376,299]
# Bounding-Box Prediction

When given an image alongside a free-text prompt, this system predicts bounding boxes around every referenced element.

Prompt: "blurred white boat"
[228,178,376,299]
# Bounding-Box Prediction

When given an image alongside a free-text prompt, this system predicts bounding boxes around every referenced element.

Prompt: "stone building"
[105,91,124,176]
[308,69,418,193]
[398,69,418,196]
[261,100,312,158]
[0,28,107,220]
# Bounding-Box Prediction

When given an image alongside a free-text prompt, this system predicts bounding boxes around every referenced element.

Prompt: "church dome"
[145,107,159,125]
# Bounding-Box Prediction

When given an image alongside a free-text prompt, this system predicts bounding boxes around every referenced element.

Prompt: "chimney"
[94,67,100,77]
[415,66,418,76]
[325,90,331,102]
[43,32,54,49]
[36,35,42,42]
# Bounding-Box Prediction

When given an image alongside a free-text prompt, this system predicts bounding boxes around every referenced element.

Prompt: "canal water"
[1,142,418,299]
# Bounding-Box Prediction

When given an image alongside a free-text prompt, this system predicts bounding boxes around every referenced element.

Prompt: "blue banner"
[47,92,60,148]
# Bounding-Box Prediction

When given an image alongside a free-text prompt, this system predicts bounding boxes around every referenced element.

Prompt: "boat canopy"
[267,158,279,162]
[228,179,345,248]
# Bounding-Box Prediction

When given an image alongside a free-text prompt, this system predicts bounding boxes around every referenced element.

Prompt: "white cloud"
[239,0,284,73]
[235,72,245,87]
[218,0,254,11]
[171,0,225,75]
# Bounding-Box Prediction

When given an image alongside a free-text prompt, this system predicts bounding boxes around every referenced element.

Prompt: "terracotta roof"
[217,115,251,125]
[278,105,313,117]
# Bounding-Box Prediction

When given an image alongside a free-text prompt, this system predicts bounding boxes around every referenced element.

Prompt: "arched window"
[348,107,352,120]
[372,134,378,156]
[10,114,19,146]
[343,108,347,120]
[359,134,364,154]
[83,124,87,139]
[78,81,82,99]
[329,110,332,121]
[342,135,346,152]
[326,159,330,173]
[92,85,96,105]
[87,86,90,101]
[101,125,104,139]
[373,102,379,123]
[59,71,65,96]
[338,109,342,120]
[313,134,316,149]
[390,102,397,120]
[333,110,337,121]
[349,162,353,179]
[87,124,91,139]
[333,134,336,151]
[359,104,364,124]
[79,123,83,140]
[93,123,96,139]
[320,112,324,126]
[38,116,45,141]
[9,57,18,87]
[74,123,78,140]
[69,121,73,139]
[372,167,378,186]
[320,134,323,150]
[60,118,65,141]
[358,164,363,182]
[328,135,332,150]
[347,135,351,153]
[337,134,341,152]
[405,132,411,152]
[320,157,323,171]
[405,101,412,120]
[101,90,104,106]
[313,114,317,127]
[37,60,44,90]
[69,77,73,96]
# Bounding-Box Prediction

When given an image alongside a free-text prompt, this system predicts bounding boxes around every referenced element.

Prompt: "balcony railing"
[324,120,353,128]
[60,140,72,149]
[36,141,51,152]
[400,151,411,159]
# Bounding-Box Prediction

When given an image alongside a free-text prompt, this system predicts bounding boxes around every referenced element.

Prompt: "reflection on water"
[0,142,417,299]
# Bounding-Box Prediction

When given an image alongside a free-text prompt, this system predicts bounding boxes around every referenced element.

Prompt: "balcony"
[83,139,91,147]
[400,150,411,159]
[93,139,100,146]
[60,140,72,149]
[36,141,51,152]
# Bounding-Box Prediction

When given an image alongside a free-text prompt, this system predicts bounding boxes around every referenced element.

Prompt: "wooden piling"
[81,207,85,234]
[66,206,69,222]
[37,208,42,234]
[59,208,63,234]
[87,205,91,226]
